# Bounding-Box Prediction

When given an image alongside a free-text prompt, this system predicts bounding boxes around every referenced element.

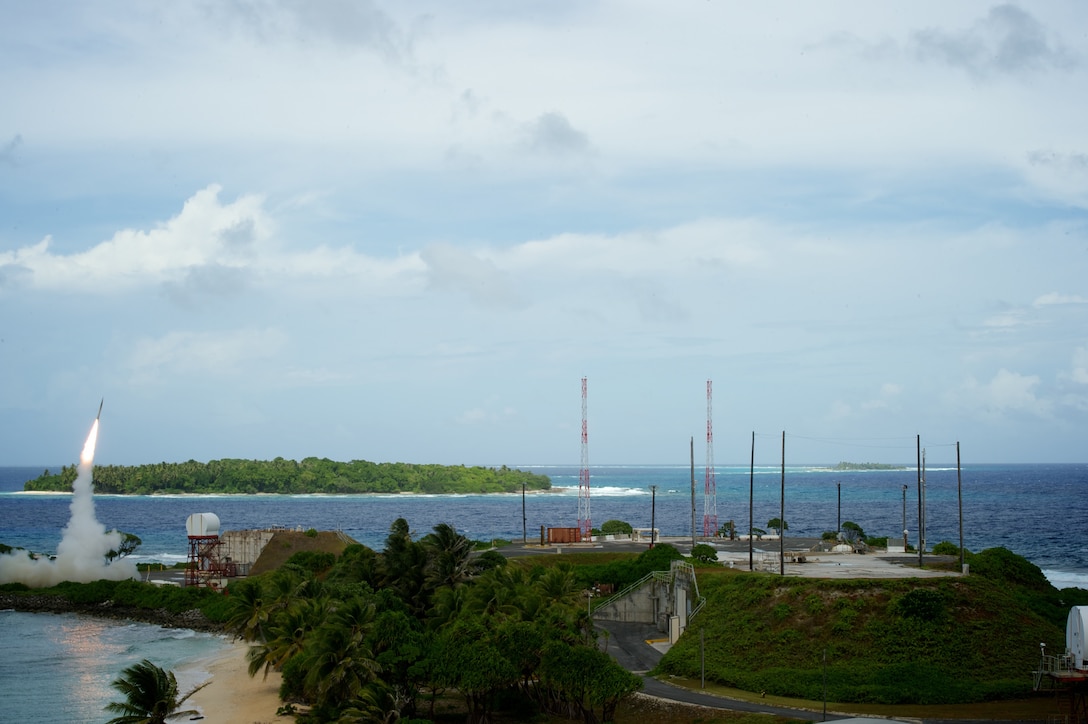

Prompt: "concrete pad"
[714,549,959,579]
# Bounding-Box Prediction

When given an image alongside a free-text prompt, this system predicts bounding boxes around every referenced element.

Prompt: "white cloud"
[1034,291,1088,307]
[126,328,289,385]
[861,383,904,411]
[420,242,525,308]
[455,404,517,426]
[0,186,270,292]
[828,382,903,421]
[981,309,1031,331]
[953,368,1051,418]
[1024,150,1088,208]
[0,185,430,299]
[1066,346,1088,385]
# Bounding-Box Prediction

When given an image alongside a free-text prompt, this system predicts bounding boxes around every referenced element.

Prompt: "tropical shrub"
[599,519,633,535]
[932,540,960,556]
[841,521,866,542]
[690,544,718,564]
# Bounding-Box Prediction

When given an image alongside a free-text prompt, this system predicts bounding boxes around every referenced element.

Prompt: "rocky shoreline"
[0,591,224,633]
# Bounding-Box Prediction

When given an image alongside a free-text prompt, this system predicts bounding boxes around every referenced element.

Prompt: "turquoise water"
[0,610,228,723]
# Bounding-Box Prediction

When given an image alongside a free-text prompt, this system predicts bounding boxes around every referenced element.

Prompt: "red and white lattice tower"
[703,379,718,537]
[578,376,591,541]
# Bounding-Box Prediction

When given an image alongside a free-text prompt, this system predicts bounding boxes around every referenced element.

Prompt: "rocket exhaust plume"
[0,401,138,587]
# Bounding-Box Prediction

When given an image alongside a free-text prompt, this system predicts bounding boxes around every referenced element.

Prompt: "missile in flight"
[97,398,104,421]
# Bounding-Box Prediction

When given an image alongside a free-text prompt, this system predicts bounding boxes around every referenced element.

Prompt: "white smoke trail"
[0,416,138,587]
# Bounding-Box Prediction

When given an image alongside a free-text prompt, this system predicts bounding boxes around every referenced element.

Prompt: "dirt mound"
[249,530,355,576]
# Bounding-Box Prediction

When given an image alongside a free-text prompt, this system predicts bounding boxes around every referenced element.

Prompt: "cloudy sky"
[2,1,1086,467]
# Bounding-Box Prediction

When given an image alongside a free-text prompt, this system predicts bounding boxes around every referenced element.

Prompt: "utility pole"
[779,431,785,577]
[921,448,928,554]
[749,431,754,571]
[690,436,696,549]
[902,484,908,552]
[650,485,658,549]
[957,441,964,572]
[916,434,923,568]
[837,482,841,534]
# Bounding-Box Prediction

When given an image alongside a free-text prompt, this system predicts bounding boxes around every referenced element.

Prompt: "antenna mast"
[578,377,592,541]
[703,379,718,537]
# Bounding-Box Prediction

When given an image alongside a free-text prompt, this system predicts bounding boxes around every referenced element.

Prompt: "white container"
[186,512,221,537]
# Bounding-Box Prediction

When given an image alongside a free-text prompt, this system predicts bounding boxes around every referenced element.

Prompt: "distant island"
[829,461,907,471]
[22,457,551,495]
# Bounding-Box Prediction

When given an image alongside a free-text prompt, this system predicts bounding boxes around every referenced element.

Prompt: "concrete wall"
[220,529,277,568]
[593,561,702,639]
[593,578,661,626]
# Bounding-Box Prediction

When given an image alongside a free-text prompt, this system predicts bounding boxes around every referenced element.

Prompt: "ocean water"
[0,610,227,724]
[2,462,1087,720]
[3,463,1085,586]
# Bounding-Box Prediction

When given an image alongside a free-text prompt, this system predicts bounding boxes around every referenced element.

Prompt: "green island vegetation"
[829,461,907,471]
[3,526,1088,722]
[21,457,550,495]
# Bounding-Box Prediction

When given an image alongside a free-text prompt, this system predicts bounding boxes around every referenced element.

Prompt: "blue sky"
[2,1,1086,467]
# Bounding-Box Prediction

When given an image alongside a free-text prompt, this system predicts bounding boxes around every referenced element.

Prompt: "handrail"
[594,570,658,611]
[593,560,706,620]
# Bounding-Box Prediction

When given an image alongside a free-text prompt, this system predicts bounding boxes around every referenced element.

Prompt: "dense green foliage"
[967,546,1088,628]
[658,547,1084,705]
[220,517,641,722]
[564,543,685,593]
[22,457,550,495]
[3,577,235,622]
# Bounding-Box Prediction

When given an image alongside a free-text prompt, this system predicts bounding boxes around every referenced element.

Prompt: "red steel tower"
[578,377,591,541]
[703,379,718,537]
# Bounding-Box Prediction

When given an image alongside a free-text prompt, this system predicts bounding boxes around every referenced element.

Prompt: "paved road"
[594,621,1037,723]
[597,620,839,722]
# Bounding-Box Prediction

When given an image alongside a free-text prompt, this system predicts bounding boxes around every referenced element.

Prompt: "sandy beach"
[185,640,294,724]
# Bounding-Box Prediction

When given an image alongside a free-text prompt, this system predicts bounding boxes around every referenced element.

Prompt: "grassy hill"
[249,529,356,577]
[656,561,1070,705]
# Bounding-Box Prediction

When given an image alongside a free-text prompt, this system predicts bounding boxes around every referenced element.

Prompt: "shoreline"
[11,487,564,497]
[183,639,294,723]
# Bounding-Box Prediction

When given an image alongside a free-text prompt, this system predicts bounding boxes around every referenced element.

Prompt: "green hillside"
[657,549,1082,705]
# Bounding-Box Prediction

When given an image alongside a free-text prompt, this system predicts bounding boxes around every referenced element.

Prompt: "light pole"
[650,485,658,549]
[585,586,598,617]
[902,484,908,551]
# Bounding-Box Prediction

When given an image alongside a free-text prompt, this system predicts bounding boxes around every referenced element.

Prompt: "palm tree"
[223,580,271,642]
[104,659,209,724]
[303,623,381,711]
[422,522,474,590]
[248,594,335,680]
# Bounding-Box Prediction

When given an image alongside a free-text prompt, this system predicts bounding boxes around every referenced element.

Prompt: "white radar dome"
[186,512,221,537]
